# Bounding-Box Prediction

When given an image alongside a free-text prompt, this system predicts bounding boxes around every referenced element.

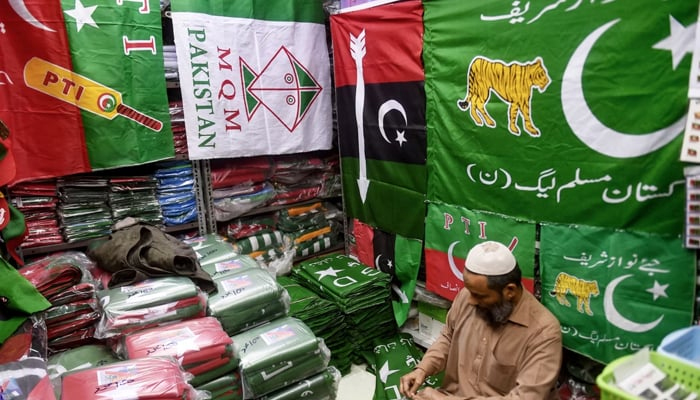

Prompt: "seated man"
[400,241,562,399]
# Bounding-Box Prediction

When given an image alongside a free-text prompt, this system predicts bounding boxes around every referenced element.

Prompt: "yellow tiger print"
[549,272,599,316]
[457,56,550,137]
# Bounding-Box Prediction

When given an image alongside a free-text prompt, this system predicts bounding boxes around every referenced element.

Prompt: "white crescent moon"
[9,0,56,32]
[375,253,383,269]
[604,274,663,332]
[447,241,464,281]
[561,19,684,158]
[378,99,407,144]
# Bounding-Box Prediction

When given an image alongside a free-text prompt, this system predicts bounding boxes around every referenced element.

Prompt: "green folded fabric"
[0,257,51,344]
[258,366,341,400]
[231,317,330,398]
[190,357,239,387]
[195,372,241,392]
[200,254,260,279]
[97,276,199,310]
[207,268,289,335]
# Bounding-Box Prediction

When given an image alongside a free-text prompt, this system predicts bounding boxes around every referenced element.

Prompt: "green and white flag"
[423,0,698,235]
[171,0,333,159]
[541,223,696,364]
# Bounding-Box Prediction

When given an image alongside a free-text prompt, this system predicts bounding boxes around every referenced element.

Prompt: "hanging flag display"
[351,219,422,326]
[423,0,698,236]
[424,201,536,301]
[540,223,696,364]
[0,0,173,184]
[170,0,332,160]
[331,0,426,239]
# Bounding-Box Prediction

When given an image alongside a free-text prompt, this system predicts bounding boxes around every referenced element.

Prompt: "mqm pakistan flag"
[424,0,697,235]
[171,0,333,159]
[0,0,173,184]
[540,223,696,364]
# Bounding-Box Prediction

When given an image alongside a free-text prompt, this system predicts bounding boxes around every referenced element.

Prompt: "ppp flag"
[331,0,426,239]
[0,0,173,184]
[170,0,333,160]
[423,0,697,235]
[352,219,422,326]
[424,201,536,301]
[541,223,696,364]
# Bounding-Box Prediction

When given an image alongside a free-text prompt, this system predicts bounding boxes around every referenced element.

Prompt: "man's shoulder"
[524,291,561,330]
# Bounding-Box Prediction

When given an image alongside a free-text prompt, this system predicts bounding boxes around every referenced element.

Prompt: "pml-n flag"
[352,219,422,326]
[424,0,697,235]
[424,201,536,301]
[0,0,173,184]
[541,223,696,364]
[331,0,426,239]
[170,0,332,160]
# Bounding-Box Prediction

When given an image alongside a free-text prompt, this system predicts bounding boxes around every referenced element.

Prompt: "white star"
[64,0,99,32]
[395,130,407,147]
[652,15,695,70]
[379,360,399,384]
[315,266,342,280]
[646,280,669,301]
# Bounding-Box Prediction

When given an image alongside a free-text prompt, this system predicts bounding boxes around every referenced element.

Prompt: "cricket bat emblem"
[24,57,163,132]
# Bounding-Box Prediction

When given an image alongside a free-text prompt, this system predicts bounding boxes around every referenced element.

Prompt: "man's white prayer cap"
[464,241,516,275]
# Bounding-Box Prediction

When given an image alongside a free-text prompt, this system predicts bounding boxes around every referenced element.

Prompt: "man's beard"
[476,298,514,327]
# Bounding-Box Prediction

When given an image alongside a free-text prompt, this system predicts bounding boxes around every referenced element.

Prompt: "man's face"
[464,271,514,327]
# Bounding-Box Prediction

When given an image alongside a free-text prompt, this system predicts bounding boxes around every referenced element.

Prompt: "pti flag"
[423,0,697,236]
[331,0,426,239]
[424,201,536,301]
[0,0,173,184]
[170,0,333,160]
[540,223,696,364]
[351,219,422,326]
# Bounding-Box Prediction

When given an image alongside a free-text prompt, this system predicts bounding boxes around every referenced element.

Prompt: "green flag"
[540,223,696,364]
[423,0,697,235]
[424,201,536,301]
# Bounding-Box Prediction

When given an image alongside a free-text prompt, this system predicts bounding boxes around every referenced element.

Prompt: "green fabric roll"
[195,372,241,392]
[97,276,199,310]
[196,241,239,267]
[200,254,260,279]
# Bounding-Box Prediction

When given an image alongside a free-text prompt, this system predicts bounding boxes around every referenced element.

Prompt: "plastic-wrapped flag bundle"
[257,366,341,400]
[117,317,239,387]
[207,268,290,335]
[155,161,198,226]
[231,317,331,399]
[47,344,119,399]
[60,356,204,399]
[95,276,206,338]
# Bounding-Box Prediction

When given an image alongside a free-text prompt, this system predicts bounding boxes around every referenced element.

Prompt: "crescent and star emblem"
[447,241,464,281]
[603,274,664,333]
[561,18,685,158]
[9,0,56,32]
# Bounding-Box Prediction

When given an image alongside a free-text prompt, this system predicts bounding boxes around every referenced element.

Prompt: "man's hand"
[413,387,446,400]
[399,368,427,399]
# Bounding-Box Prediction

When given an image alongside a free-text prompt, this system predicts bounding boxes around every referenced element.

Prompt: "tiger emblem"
[549,272,599,316]
[457,56,551,137]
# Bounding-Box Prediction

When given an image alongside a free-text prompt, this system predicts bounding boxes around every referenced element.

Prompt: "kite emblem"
[240,46,322,132]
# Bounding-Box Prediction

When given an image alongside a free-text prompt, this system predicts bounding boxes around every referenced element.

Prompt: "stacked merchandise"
[57,175,112,242]
[108,175,162,226]
[155,161,198,226]
[291,253,397,363]
[210,156,276,222]
[163,44,179,82]
[231,316,332,399]
[268,153,341,207]
[277,275,354,374]
[47,344,119,399]
[8,179,63,248]
[258,366,341,400]
[275,201,344,259]
[94,276,207,338]
[60,357,201,399]
[117,317,242,396]
[18,251,102,353]
[169,100,189,156]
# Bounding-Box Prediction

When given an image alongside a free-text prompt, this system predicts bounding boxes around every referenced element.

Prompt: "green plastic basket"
[596,351,700,400]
